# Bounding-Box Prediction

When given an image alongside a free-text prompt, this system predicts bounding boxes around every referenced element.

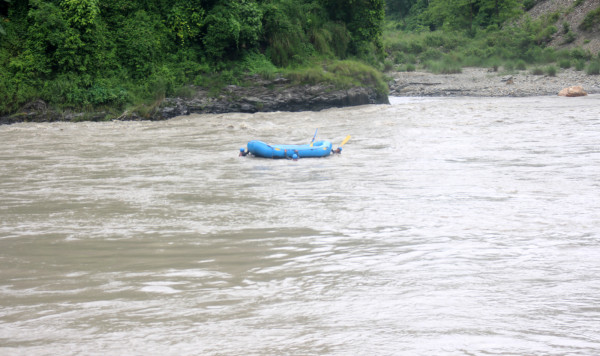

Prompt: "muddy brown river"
[1,96,600,355]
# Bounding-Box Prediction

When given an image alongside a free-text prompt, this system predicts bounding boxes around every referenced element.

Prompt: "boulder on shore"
[558,86,587,97]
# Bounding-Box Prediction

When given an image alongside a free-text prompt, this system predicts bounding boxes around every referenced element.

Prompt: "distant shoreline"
[2,67,599,125]
[389,67,600,97]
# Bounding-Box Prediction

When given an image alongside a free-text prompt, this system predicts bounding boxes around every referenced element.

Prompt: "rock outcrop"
[1,77,389,124]
[156,78,388,120]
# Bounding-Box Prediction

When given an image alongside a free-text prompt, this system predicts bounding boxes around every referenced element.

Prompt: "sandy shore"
[389,67,600,97]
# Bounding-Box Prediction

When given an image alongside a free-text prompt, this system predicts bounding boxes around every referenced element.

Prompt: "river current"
[1,96,600,355]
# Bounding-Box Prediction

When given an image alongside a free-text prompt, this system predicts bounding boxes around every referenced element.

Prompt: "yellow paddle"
[333,135,351,154]
[340,135,351,147]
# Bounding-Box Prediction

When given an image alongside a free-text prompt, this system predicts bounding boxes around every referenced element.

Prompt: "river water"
[1,96,600,355]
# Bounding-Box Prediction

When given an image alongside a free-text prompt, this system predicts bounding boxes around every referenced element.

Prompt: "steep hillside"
[528,0,600,54]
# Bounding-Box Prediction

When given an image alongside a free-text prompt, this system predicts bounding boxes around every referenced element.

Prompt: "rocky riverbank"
[157,76,388,120]
[389,67,600,97]
[0,76,388,125]
[2,68,598,125]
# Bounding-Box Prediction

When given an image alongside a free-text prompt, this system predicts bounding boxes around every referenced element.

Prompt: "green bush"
[580,6,600,31]
[240,51,278,77]
[383,59,394,72]
[329,60,387,95]
[407,41,425,54]
[524,0,542,11]
[571,47,592,60]
[559,59,571,69]
[586,61,600,75]
[420,48,443,61]
[531,67,544,75]
[575,59,586,71]
[540,47,557,63]
[555,49,571,60]
[563,31,576,44]
[545,65,557,76]
[425,59,462,74]
[393,51,405,64]
[535,25,557,44]
[286,60,387,95]
[405,54,417,64]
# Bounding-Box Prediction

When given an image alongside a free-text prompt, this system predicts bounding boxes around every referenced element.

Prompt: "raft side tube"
[247,140,332,158]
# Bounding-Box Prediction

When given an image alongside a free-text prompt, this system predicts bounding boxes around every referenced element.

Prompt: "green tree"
[476,0,522,27]
[260,0,309,66]
[166,0,205,45]
[321,0,385,56]
[0,0,10,35]
[422,0,522,30]
[60,0,100,32]
[423,0,479,30]
[25,0,68,75]
[203,0,262,59]
[117,10,170,77]
[386,0,418,18]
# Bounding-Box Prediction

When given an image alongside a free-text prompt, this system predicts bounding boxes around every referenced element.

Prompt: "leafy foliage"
[165,0,205,46]
[60,0,99,32]
[203,0,262,59]
[0,0,384,115]
[321,0,385,57]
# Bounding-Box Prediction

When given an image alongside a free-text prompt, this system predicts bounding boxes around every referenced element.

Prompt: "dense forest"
[0,0,385,115]
[1,0,600,118]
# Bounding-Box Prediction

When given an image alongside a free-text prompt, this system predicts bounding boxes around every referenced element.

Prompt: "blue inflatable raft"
[246,140,333,159]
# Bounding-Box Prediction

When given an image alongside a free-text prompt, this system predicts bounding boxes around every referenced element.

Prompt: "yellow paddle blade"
[340,135,351,147]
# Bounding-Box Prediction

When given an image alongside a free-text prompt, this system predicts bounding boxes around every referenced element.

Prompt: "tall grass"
[424,59,462,74]
[285,59,388,96]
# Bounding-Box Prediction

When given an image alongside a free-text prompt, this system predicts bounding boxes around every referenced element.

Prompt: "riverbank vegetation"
[2,0,600,119]
[0,0,385,116]
[383,0,600,76]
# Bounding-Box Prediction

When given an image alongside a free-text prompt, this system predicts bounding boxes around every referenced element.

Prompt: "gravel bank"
[390,67,600,97]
